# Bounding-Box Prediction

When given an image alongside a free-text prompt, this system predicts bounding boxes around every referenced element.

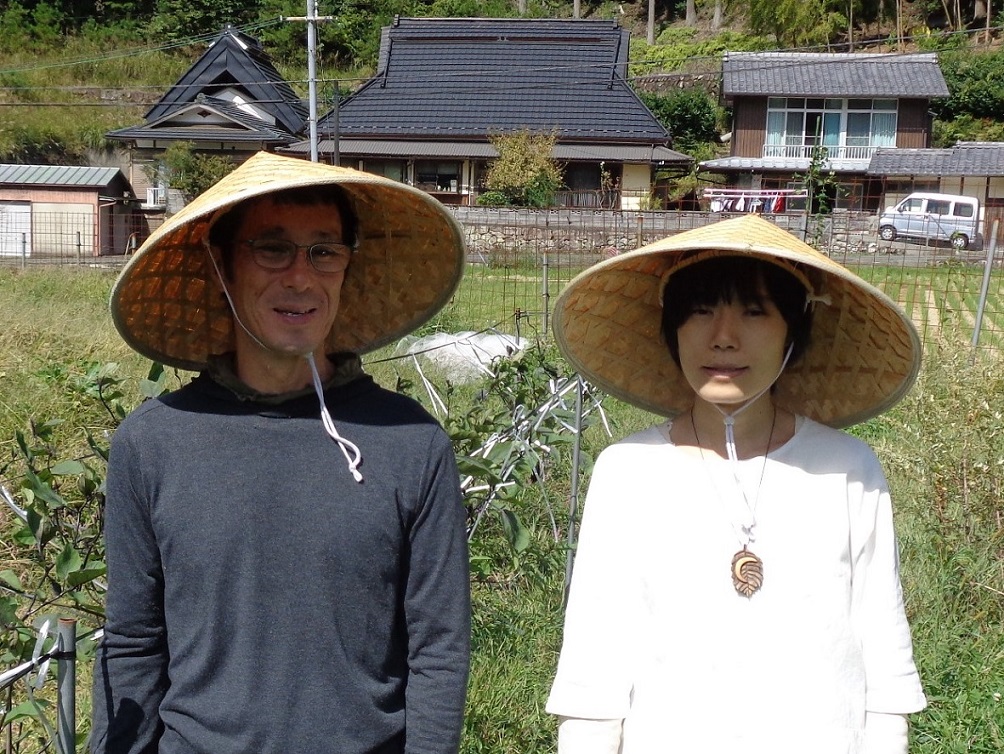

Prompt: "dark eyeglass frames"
[241,239,353,274]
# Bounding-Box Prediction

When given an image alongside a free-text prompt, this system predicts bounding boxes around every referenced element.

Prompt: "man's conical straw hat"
[111,151,466,371]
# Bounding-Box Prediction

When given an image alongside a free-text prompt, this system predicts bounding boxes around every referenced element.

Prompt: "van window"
[928,199,951,215]
[954,203,975,218]
[902,198,924,212]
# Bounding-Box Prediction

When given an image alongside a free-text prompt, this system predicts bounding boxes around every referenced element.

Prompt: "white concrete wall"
[619,163,652,210]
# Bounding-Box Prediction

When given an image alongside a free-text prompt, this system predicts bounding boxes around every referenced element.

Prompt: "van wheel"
[950,232,969,251]
[879,225,897,242]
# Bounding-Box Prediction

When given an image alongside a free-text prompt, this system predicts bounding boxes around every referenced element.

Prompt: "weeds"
[2,268,1004,753]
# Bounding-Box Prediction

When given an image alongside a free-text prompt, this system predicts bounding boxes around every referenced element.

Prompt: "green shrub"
[476,190,510,207]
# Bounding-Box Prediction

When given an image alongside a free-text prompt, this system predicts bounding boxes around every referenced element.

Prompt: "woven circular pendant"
[731,547,763,597]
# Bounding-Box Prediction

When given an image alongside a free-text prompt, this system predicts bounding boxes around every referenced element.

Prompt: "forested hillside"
[1,0,1004,164]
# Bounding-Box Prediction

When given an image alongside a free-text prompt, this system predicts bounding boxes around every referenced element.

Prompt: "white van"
[878,192,981,250]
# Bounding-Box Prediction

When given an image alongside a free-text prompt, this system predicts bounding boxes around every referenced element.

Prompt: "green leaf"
[50,460,85,476]
[67,563,107,587]
[24,468,65,509]
[140,361,168,398]
[0,569,23,591]
[55,543,83,581]
[5,699,50,722]
[498,508,530,554]
[15,429,32,462]
[0,595,18,625]
[12,525,35,546]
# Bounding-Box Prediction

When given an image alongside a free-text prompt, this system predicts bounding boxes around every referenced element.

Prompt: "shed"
[0,164,137,258]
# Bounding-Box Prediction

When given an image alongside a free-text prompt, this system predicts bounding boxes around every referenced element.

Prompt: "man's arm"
[90,433,169,754]
[401,430,471,754]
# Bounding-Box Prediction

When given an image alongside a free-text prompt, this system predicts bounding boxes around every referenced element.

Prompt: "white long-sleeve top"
[547,418,926,754]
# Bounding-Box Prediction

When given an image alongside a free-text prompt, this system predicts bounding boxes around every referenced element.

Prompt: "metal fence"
[3,207,1003,353]
[447,207,1004,353]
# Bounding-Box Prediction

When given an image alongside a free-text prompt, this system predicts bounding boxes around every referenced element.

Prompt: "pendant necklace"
[691,407,776,598]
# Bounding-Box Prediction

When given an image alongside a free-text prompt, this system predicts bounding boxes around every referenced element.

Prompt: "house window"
[765,98,897,160]
[415,161,461,192]
[362,160,406,183]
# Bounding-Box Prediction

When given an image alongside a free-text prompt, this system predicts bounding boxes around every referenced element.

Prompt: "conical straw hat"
[554,214,921,428]
[111,151,466,371]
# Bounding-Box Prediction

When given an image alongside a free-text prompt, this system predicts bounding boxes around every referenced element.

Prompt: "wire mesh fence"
[3,207,1003,354]
[444,207,1004,354]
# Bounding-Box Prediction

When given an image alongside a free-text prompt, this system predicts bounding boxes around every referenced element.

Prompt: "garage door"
[0,202,31,257]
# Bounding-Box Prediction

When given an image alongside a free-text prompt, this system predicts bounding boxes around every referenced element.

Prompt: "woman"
[547,216,926,754]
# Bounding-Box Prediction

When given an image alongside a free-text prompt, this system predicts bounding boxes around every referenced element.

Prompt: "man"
[92,152,471,754]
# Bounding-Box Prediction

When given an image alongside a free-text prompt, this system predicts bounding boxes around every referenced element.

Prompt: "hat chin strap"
[305,353,364,483]
[710,342,794,464]
[207,248,364,483]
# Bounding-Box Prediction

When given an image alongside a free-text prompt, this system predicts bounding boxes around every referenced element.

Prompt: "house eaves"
[281,138,691,165]
[107,97,297,144]
[129,27,306,136]
[0,164,122,187]
[699,155,870,174]
[722,52,949,103]
[868,142,1004,176]
[319,18,669,145]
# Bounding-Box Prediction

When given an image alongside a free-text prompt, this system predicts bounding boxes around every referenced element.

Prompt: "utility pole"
[284,0,333,163]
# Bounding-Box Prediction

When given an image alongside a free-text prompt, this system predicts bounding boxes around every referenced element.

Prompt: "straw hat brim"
[553,215,922,428]
[111,151,466,371]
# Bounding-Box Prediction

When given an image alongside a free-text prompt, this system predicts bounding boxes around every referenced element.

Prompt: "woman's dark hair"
[660,255,813,367]
[208,184,359,277]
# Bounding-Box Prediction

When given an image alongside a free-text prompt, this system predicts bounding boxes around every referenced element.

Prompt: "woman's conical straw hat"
[111,151,466,371]
[553,214,921,427]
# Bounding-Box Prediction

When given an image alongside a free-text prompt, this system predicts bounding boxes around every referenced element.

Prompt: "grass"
[1,265,1004,752]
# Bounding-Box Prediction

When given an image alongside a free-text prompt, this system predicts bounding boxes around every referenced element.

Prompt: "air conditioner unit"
[146,187,167,207]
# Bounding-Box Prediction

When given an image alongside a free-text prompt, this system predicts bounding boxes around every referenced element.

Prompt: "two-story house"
[107,26,308,206]
[700,51,949,213]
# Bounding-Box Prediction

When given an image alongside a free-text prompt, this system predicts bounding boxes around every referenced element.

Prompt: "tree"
[153,142,236,202]
[638,89,722,152]
[481,130,563,208]
[729,0,846,47]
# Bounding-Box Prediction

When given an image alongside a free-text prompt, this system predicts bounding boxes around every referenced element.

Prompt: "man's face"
[224,195,348,371]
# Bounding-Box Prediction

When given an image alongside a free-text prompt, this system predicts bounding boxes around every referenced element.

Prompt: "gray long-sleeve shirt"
[91,357,471,753]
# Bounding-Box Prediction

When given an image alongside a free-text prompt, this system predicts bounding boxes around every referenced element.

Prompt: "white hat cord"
[306,352,363,483]
[207,248,364,483]
[691,340,794,598]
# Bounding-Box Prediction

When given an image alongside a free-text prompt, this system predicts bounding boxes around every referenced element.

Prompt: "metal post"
[20,233,26,269]
[282,7,332,163]
[306,0,319,163]
[541,251,550,336]
[971,219,999,356]
[76,231,82,264]
[563,376,585,608]
[636,213,644,248]
[56,618,76,754]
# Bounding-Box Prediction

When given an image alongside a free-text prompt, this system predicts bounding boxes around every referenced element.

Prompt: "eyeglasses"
[241,239,353,274]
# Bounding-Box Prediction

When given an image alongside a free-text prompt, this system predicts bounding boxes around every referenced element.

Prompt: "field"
[1,265,1003,752]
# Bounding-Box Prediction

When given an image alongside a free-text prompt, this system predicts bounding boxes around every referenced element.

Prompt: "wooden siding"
[0,186,100,207]
[730,96,932,157]
[731,96,767,158]
[895,99,931,149]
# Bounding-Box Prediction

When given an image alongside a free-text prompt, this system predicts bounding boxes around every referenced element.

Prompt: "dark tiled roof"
[868,142,1004,176]
[722,52,949,100]
[123,27,306,137]
[107,96,298,145]
[0,164,122,187]
[320,18,669,144]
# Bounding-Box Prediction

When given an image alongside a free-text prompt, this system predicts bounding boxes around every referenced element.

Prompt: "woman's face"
[676,287,789,408]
